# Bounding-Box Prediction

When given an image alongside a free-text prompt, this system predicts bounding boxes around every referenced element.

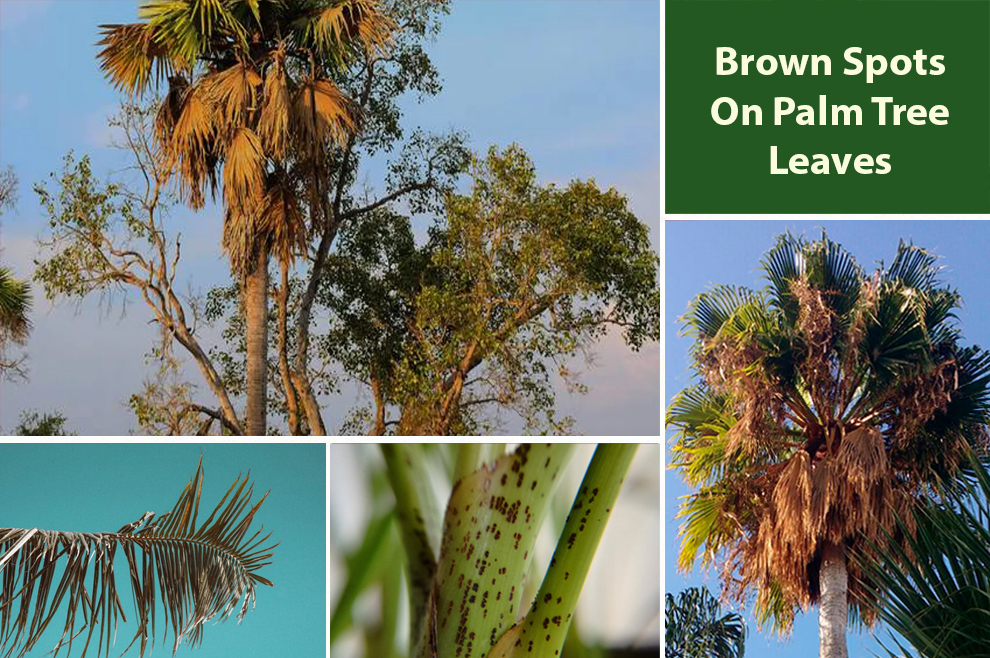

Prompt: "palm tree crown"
[667,233,990,634]
[96,0,396,434]
[96,0,393,271]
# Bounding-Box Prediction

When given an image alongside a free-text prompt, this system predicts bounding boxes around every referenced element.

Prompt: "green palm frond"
[681,285,759,340]
[883,240,942,291]
[0,266,32,344]
[856,453,990,657]
[0,458,277,658]
[665,586,746,658]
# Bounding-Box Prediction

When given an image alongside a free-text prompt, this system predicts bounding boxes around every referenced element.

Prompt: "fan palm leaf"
[0,458,277,658]
[96,23,177,95]
[855,452,990,657]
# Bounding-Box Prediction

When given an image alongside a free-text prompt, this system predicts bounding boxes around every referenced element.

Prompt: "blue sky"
[0,442,325,657]
[0,0,661,435]
[665,219,990,657]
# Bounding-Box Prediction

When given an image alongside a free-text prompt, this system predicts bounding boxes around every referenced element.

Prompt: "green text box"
[665,1,990,213]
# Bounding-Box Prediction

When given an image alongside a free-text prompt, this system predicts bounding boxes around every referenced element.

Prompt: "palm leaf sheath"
[0,458,277,658]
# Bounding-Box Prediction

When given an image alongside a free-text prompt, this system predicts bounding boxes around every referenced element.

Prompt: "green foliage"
[13,409,74,436]
[665,587,746,658]
[319,145,660,434]
[33,152,136,301]
[856,452,990,657]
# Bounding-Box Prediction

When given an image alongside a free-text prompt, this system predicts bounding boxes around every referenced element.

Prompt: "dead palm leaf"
[293,79,358,150]
[222,126,265,217]
[258,175,306,266]
[0,457,277,658]
[257,46,292,160]
[202,62,262,134]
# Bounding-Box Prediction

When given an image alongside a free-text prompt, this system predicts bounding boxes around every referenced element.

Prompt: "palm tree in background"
[0,167,31,378]
[665,586,746,658]
[0,458,277,658]
[96,0,395,434]
[667,233,990,658]
[855,451,990,657]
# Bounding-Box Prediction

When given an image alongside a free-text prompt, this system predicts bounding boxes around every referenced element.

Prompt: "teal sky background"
[665,220,990,657]
[0,0,661,435]
[0,442,326,657]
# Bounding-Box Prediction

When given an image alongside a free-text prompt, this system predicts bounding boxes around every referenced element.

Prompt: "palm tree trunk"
[819,542,849,658]
[243,249,269,436]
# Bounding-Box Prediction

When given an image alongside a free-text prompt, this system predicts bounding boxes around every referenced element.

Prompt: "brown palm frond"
[257,47,292,160]
[307,0,396,59]
[202,62,262,134]
[0,458,277,658]
[222,127,265,217]
[258,176,306,266]
[292,79,358,150]
[154,74,190,149]
[97,23,176,95]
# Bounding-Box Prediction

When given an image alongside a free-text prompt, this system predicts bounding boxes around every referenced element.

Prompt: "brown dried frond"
[746,452,817,608]
[834,426,893,540]
[203,62,263,136]
[837,426,889,492]
[258,178,306,266]
[293,79,359,150]
[223,127,265,217]
[155,75,190,151]
[791,279,840,413]
[838,275,879,404]
[703,337,787,457]
[810,458,839,537]
[173,83,216,158]
[885,359,959,449]
[258,48,292,160]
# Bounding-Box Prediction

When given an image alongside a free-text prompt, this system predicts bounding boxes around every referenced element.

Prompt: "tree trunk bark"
[819,542,849,658]
[243,249,269,436]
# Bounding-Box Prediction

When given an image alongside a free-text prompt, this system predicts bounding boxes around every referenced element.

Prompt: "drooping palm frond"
[258,176,306,266]
[0,458,277,658]
[293,79,358,150]
[202,62,262,134]
[222,126,265,216]
[257,45,292,160]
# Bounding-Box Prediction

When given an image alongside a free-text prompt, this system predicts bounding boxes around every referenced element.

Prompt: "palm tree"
[0,167,31,377]
[0,458,277,658]
[855,451,990,657]
[665,586,746,658]
[96,0,394,434]
[667,233,990,658]
[0,266,31,347]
